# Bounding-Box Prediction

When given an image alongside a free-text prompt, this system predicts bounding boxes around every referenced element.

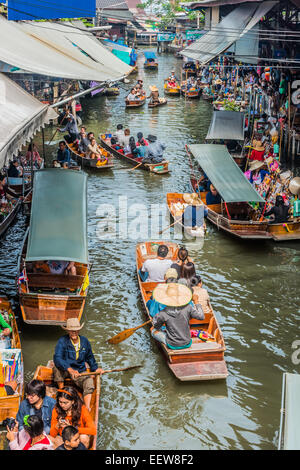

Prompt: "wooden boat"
[164,80,181,95]
[65,141,114,171]
[136,241,228,381]
[105,87,120,96]
[99,134,170,174]
[17,170,90,325]
[202,93,214,101]
[33,362,100,450]
[166,193,205,238]
[144,52,158,70]
[0,297,24,423]
[267,220,300,242]
[182,66,197,77]
[0,198,21,238]
[6,177,31,198]
[187,144,272,240]
[125,95,146,108]
[22,190,32,217]
[180,83,201,99]
[148,97,167,108]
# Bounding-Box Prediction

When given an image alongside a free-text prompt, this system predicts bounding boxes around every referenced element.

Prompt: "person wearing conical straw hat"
[147,85,160,105]
[247,160,269,187]
[53,318,103,411]
[151,283,204,350]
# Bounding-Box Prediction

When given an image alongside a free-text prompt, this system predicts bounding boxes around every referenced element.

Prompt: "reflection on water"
[0,51,299,450]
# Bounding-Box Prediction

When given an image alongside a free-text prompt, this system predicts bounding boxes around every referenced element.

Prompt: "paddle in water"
[107,320,152,344]
[79,364,143,376]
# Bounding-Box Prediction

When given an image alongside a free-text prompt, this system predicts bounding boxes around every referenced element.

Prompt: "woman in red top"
[50,386,96,449]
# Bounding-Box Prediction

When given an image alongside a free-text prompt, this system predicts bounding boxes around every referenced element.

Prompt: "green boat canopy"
[188,144,264,203]
[26,169,88,264]
[279,373,300,450]
[206,111,245,141]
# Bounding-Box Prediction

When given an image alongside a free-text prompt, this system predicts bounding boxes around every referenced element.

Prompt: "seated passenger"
[110,137,122,150]
[55,425,87,451]
[16,379,56,435]
[124,137,143,158]
[151,283,204,349]
[52,159,61,168]
[127,89,139,101]
[136,132,149,147]
[139,244,173,282]
[78,132,90,155]
[119,129,131,148]
[146,268,178,318]
[264,195,289,224]
[86,138,101,160]
[206,184,221,205]
[47,261,76,275]
[142,135,165,164]
[50,386,96,449]
[57,141,70,166]
[0,310,12,348]
[171,247,193,278]
[7,415,53,451]
[178,262,196,288]
[115,124,125,143]
[190,275,211,314]
[7,159,22,178]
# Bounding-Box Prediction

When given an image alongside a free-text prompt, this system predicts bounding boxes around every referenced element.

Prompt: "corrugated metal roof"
[181,1,277,63]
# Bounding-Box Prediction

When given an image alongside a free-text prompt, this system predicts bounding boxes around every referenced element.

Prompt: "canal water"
[0,51,300,450]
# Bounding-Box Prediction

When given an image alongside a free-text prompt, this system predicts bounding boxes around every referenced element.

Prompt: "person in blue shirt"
[57,141,71,165]
[206,184,221,205]
[58,114,79,143]
[16,379,55,435]
[53,318,103,411]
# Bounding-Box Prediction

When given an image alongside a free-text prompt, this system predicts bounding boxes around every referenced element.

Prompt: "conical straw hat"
[152,282,192,307]
[289,177,300,195]
[183,193,201,205]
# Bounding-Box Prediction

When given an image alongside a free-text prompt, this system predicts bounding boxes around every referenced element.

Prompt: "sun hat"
[165,268,178,280]
[252,139,265,152]
[147,135,157,143]
[62,318,84,331]
[183,193,201,205]
[249,160,265,171]
[152,282,192,307]
[289,177,300,196]
[149,85,158,92]
[215,78,222,85]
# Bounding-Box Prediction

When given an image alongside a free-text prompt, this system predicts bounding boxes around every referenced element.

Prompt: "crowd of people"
[138,245,211,349]
[109,124,167,165]
[3,318,102,451]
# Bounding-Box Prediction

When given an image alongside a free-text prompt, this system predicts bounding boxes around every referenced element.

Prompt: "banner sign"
[7,0,96,21]
[186,30,204,41]
[157,33,175,42]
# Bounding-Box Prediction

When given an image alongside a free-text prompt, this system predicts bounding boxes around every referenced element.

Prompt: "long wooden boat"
[125,95,146,108]
[33,362,100,450]
[164,81,181,96]
[136,241,228,381]
[166,193,205,238]
[6,177,31,198]
[148,98,167,108]
[180,83,201,99]
[22,190,32,217]
[99,134,170,174]
[105,86,120,96]
[187,144,272,240]
[144,61,158,70]
[0,297,24,424]
[65,141,114,171]
[190,176,271,240]
[17,169,90,325]
[0,198,21,238]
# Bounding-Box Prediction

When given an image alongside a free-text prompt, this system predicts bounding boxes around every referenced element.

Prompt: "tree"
[137,0,204,30]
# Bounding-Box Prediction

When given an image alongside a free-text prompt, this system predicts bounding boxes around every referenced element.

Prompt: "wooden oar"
[107,320,152,344]
[158,218,181,235]
[79,364,143,377]
[45,111,69,145]
[118,162,143,172]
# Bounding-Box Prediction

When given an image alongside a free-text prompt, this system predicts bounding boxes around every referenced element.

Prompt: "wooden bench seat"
[28,273,84,290]
[163,341,221,355]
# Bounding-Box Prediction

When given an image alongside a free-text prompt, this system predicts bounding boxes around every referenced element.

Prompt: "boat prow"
[169,360,228,382]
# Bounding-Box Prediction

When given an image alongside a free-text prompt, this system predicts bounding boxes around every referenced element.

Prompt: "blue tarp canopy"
[144,51,156,60]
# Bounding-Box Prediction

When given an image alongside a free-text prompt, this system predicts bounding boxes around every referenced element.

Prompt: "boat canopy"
[144,51,156,60]
[26,169,88,264]
[279,373,300,450]
[0,73,57,169]
[206,111,245,141]
[188,144,264,203]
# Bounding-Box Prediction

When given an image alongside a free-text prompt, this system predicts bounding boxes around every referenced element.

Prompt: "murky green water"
[1,51,300,450]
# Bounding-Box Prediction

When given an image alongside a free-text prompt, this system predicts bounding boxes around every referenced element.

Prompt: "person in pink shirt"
[7,415,53,450]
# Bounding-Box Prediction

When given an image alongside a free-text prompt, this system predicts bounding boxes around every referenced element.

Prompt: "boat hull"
[0,199,21,238]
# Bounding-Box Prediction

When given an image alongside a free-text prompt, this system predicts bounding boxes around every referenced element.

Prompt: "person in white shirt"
[127,89,139,101]
[115,124,125,143]
[119,128,131,148]
[140,245,173,282]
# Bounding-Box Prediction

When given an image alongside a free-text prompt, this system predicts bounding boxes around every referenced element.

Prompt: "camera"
[2,417,17,430]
